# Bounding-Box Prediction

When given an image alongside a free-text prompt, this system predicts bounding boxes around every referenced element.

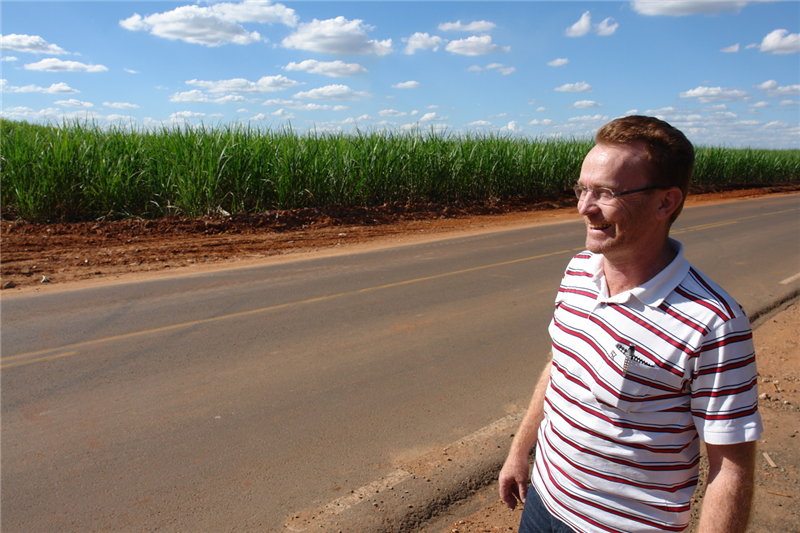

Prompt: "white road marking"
[780,272,800,285]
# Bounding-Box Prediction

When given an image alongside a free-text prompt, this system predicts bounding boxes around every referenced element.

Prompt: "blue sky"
[1,1,798,148]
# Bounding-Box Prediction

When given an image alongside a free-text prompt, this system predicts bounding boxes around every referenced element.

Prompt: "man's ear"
[655,187,683,221]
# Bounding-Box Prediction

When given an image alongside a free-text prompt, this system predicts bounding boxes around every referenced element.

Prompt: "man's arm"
[498,360,552,510]
[698,441,757,533]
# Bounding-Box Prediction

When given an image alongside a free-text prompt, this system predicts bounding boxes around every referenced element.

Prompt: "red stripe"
[674,286,728,321]
[690,267,735,319]
[543,428,700,494]
[659,301,708,335]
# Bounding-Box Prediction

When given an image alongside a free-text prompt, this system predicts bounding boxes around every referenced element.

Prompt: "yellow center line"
[1,351,79,370]
[2,249,572,367]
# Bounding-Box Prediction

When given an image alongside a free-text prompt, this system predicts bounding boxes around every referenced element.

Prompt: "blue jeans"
[519,487,577,533]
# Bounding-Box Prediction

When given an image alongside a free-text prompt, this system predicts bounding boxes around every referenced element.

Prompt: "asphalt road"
[2,194,799,532]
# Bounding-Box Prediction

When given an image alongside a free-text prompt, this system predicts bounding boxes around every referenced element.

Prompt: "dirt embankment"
[2,187,797,294]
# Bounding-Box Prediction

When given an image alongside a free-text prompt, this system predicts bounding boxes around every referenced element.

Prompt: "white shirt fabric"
[532,239,762,533]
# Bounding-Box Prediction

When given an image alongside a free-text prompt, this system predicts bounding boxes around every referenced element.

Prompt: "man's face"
[577,142,662,260]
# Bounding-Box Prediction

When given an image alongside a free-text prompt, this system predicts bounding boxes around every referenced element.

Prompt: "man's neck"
[602,240,677,297]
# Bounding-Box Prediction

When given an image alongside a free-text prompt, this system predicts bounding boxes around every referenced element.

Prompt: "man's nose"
[577,193,600,215]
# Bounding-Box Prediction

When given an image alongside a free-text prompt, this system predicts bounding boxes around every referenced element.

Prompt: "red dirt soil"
[2,187,797,294]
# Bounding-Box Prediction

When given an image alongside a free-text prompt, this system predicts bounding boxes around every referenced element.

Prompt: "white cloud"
[631,1,749,16]
[104,102,140,109]
[170,90,211,103]
[679,86,750,102]
[284,59,367,78]
[759,29,800,55]
[548,58,569,67]
[0,34,68,54]
[779,99,800,106]
[379,108,407,117]
[54,99,94,108]
[1,79,78,94]
[555,82,592,92]
[419,112,448,122]
[500,121,523,133]
[750,101,771,108]
[24,58,108,72]
[282,17,392,56]
[753,80,800,98]
[392,81,421,89]
[124,68,139,74]
[595,18,619,36]
[187,75,301,94]
[446,35,510,55]
[120,1,297,47]
[467,65,483,72]
[566,11,591,37]
[262,99,348,111]
[486,63,516,75]
[293,84,372,101]
[567,114,609,123]
[721,43,740,53]
[465,120,493,128]
[528,119,553,126]
[402,32,443,55]
[170,111,210,121]
[570,100,602,109]
[438,20,497,32]
[1,56,17,62]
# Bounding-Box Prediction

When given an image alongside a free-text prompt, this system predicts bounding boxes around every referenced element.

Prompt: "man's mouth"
[588,223,612,231]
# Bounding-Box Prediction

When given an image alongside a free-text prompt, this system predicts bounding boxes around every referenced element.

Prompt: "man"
[499,116,762,533]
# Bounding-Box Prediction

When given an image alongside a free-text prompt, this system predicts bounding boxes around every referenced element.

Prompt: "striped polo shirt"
[532,239,762,533]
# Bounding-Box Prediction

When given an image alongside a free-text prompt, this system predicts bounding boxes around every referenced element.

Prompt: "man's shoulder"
[668,262,748,324]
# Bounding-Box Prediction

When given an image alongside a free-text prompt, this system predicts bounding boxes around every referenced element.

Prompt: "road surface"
[2,194,798,532]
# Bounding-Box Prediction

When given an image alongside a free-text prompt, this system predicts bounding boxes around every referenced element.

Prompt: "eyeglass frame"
[572,184,661,203]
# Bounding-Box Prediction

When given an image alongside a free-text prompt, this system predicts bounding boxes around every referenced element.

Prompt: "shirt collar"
[589,239,690,308]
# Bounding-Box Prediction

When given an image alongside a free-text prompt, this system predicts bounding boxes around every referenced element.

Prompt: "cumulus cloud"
[402,32,443,54]
[566,12,618,37]
[262,98,348,111]
[0,34,68,54]
[753,79,800,98]
[631,0,749,16]
[679,86,750,103]
[465,120,493,128]
[187,76,301,94]
[486,63,516,75]
[282,17,392,55]
[721,43,739,53]
[120,1,297,46]
[54,99,94,108]
[24,58,107,72]
[528,119,553,126]
[293,84,372,101]
[446,35,510,55]
[567,114,609,123]
[566,11,592,37]
[595,18,619,36]
[759,29,800,54]
[419,112,448,122]
[438,20,497,32]
[392,81,421,89]
[548,58,569,67]
[555,82,592,92]
[284,59,367,78]
[379,108,407,117]
[1,79,78,94]
[104,102,141,109]
[570,100,602,109]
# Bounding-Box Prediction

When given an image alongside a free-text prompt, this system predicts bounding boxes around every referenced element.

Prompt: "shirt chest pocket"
[590,345,662,412]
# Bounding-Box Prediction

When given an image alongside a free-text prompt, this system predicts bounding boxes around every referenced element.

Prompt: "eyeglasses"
[573,184,659,204]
